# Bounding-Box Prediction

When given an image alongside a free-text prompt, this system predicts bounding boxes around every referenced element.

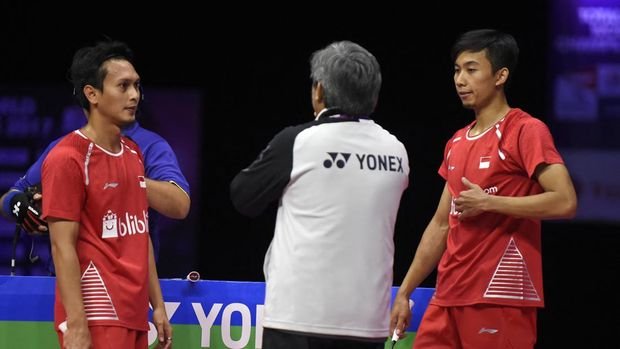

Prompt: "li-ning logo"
[323,152,351,168]
[478,327,499,334]
[101,209,149,239]
[103,182,118,190]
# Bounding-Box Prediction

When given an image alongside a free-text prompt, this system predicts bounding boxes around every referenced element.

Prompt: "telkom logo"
[101,209,149,239]
[484,186,498,194]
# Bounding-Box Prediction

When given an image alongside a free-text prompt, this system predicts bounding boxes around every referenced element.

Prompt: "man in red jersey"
[390,29,577,349]
[42,41,172,349]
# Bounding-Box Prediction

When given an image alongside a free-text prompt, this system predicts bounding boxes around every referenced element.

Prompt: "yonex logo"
[323,152,404,173]
[323,152,351,169]
[355,154,404,172]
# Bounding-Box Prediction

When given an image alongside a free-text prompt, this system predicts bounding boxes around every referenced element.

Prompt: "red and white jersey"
[434,108,564,308]
[42,130,150,331]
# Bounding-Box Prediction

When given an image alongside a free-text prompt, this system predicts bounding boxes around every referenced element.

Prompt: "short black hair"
[451,29,519,79]
[70,40,135,109]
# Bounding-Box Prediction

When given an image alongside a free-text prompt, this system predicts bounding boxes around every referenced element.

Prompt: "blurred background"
[1,1,618,347]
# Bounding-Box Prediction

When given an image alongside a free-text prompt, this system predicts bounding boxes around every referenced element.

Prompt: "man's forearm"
[487,191,577,219]
[52,242,88,328]
[145,178,190,219]
[147,236,165,310]
[48,220,88,330]
[398,218,448,298]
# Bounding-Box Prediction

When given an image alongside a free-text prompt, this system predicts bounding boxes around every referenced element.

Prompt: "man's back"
[233,112,409,338]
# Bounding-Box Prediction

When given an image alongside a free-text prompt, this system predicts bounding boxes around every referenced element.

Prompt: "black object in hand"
[9,185,47,234]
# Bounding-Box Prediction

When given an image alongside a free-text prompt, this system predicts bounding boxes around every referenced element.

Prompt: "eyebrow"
[115,77,140,84]
[455,60,481,67]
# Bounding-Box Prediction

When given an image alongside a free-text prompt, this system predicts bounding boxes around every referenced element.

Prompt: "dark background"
[2,3,618,347]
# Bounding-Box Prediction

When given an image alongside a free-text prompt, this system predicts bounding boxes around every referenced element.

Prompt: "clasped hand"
[454,177,488,220]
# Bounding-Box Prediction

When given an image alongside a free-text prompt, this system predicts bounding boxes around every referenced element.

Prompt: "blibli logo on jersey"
[102,210,119,238]
[323,152,404,172]
[101,209,149,239]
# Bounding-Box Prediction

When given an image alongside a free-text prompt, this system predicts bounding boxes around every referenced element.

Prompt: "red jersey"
[42,130,150,331]
[434,108,563,308]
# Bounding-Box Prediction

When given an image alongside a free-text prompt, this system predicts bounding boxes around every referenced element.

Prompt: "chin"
[461,101,475,110]
[125,113,137,121]
[118,116,135,127]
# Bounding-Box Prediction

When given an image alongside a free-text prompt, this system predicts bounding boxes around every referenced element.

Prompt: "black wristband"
[8,192,30,223]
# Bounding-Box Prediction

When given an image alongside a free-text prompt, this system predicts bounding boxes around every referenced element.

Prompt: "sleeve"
[142,140,190,196]
[517,119,564,178]
[10,138,60,192]
[229,127,297,217]
[41,147,85,222]
[2,139,61,219]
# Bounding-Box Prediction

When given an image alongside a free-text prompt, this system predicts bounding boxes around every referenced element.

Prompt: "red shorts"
[57,325,148,349]
[412,304,537,349]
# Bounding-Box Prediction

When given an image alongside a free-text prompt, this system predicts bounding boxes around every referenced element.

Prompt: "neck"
[471,96,510,136]
[81,116,123,153]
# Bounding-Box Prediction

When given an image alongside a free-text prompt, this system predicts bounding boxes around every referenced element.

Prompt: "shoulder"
[367,121,408,149]
[446,122,472,145]
[505,108,551,133]
[46,132,89,159]
[43,133,91,172]
[121,136,145,160]
[270,120,322,145]
[121,135,140,150]
[507,108,546,126]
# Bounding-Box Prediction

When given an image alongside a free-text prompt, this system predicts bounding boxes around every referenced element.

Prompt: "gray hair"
[310,41,381,117]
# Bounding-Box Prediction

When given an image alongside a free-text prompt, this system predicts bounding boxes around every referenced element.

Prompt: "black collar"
[317,108,371,120]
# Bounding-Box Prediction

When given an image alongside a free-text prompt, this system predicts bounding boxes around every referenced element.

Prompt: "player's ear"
[314,82,324,104]
[495,67,509,87]
[84,85,98,106]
